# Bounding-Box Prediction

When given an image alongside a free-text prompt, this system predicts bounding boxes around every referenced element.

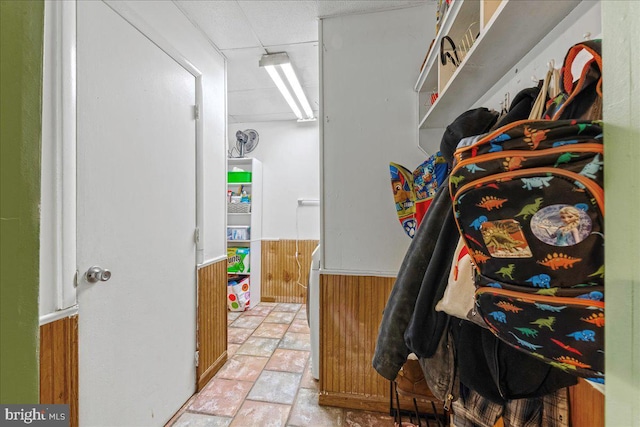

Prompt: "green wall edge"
[0,0,44,403]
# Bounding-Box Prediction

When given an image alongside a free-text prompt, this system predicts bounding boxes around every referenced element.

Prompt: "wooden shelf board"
[417,0,581,130]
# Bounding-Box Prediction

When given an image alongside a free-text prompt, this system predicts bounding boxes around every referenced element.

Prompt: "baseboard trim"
[319,391,390,413]
[197,351,227,391]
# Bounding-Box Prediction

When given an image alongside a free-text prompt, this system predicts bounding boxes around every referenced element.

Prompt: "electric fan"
[235,129,259,158]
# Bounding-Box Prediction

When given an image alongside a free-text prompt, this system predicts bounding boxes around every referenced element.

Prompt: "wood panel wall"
[196,259,228,391]
[569,379,604,426]
[40,315,78,427]
[261,239,318,303]
[319,273,397,412]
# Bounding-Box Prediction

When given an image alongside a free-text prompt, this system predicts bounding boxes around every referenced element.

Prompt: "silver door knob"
[86,266,111,283]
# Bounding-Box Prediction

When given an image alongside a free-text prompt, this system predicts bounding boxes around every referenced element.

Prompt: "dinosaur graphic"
[577,123,589,134]
[588,265,605,279]
[521,176,554,190]
[515,198,543,220]
[567,330,596,342]
[488,311,507,323]
[450,175,465,187]
[472,250,491,264]
[552,139,579,148]
[537,253,582,270]
[549,361,578,372]
[496,264,515,280]
[465,164,486,173]
[555,356,591,369]
[496,301,523,313]
[476,196,507,211]
[487,282,503,288]
[523,126,550,150]
[534,303,567,312]
[581,312,605,327]
[489,141,503,153]
[481,222,525,253]
[536,287,559,296]
[514,327,539,338]
[469,215,488,230]
[580,154,603,179]
[503,156,526,171]
[464,233,484,248]
[576,291,604,301]
[525,273,551,288]
[550,338,583,356]
[554,152,580,167]
[508,331,542,350]
[571,282,598,288]
[490,133,511,143]
[587,377,605,384]
[531,316,556,331]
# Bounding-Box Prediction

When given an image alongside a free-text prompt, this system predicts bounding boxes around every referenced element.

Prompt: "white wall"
[123,1,227,265]
[229,121,320,240]
[320,4,436,274]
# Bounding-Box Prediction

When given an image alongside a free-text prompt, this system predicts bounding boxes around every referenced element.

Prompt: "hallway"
[167,303,397,426]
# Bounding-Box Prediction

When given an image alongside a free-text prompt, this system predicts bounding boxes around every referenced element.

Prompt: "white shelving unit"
[415,0,581,151]
[227,157,262,308]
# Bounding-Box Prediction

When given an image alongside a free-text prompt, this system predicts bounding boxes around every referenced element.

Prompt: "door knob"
[86,266,112,283]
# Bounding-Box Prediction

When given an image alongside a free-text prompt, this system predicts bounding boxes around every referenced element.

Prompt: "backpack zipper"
[452,143,603,175]
[452,167,604,214]
[475,287,605,309]
[453,119,598,158]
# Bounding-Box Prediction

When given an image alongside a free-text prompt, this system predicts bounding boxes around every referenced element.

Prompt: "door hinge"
[73,270,79,288]
[194,104,200,120]
[194,227,200,244]
[194,351,199,367]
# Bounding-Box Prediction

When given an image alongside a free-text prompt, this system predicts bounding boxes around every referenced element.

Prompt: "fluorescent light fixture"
[260,53,315,121]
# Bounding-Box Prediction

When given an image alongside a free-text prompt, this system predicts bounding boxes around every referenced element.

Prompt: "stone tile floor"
[167,303,398,427]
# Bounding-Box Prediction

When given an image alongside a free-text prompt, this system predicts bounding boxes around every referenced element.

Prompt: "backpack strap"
[562,39,602,97]
[550,39,602,120]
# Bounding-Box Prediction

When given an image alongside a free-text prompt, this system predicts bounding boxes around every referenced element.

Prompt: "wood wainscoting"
[261,239,318,303]
[40,315,79,427]
[569,378,604,426]
[196,259,228,391]
[318,273,397,412]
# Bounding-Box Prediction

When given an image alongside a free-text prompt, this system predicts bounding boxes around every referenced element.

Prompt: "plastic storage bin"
[228,171,252,183]
[227,226,250,241]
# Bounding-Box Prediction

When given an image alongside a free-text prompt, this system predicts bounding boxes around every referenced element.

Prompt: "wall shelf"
[227,157,262,308]
[415,0,581,136]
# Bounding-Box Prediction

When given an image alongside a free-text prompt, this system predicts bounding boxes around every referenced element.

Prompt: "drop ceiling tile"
[176,1,261,50]
[224,47,274,92]
[237,1,319,46]
[317,0,428,18]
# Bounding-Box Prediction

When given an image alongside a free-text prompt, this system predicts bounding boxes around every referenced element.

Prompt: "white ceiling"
[174,0,429,123]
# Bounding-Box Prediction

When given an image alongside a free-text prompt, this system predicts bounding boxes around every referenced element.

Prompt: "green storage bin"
[228,171,252,183]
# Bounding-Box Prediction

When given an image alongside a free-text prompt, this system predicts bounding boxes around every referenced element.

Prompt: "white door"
[76,1,197,425]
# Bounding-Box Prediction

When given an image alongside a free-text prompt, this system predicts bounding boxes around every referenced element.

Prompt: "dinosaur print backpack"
[449,119,604,381]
